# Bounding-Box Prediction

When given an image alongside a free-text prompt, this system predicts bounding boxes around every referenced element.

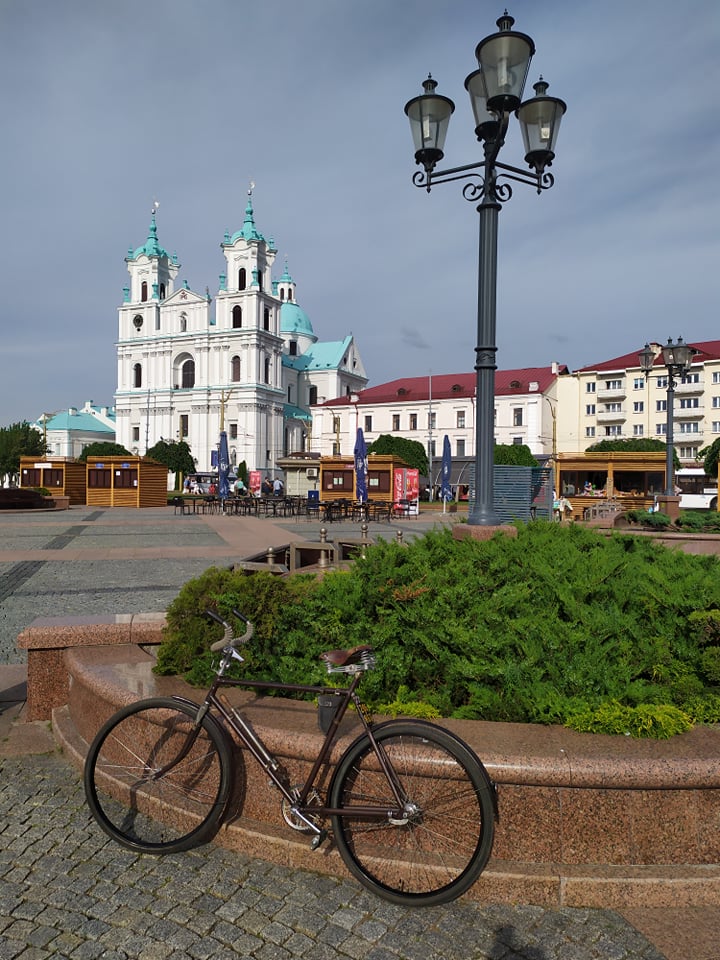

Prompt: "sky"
[1,0,718,427]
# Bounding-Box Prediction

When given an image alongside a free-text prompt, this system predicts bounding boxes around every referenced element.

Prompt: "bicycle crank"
[281,787,322,833]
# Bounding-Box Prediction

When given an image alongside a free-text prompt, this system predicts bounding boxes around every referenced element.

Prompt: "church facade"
[114,194,367,476]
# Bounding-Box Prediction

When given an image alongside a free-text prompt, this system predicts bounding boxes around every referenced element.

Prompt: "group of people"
[261,475,284,497]
[182,474,286,498]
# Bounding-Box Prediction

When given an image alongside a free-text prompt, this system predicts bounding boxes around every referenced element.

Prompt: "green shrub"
[565,701,693,739]
[155,524,720,737]
[375,686,442,720]
[700,647,720,684]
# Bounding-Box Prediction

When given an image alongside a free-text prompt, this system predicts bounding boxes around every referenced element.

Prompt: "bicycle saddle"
[320,645,374,667]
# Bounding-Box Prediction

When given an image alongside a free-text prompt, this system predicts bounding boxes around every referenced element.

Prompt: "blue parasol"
[440,434,452,510]
[218,430,230,502]
[354,427,368,502]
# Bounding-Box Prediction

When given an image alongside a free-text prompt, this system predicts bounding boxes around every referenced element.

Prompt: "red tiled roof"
[318,366,567,407]
[576,341,720,373]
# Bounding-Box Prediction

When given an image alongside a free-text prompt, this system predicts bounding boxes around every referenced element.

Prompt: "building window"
[633,401,644,413]
[456,410,465,429]
[181,359,195,388]
[180,414,189,438]
[656,399,667,412]
[585,426,595,438]
[141,281,148,302]
[681,372,700,384]
[309,386,317,405]
[657,375,668,388]
[713,422,720,433]
[512,436,523,445]
[456,439,465,456]
[159,283,166,299]
[229,424,238,440]
[656,423,667,435]
[428,412,437,430]
[263,307,270,331]
[680,397,699,409]
[392,414,400,431]
[133,363,142,388]
[679,422,699,433]
[586,404,595,415]
[605,379,622,390]
[289,341,297,356]
[364,415,372,432]
[238,268,246,290]
[712,397,720,408]
[633,424,644,436]
[680,446,699,459]
[586,382,596,393]
[132,427,140,442]
[232,305,242,328]
[231,356,241,382]
[604,425,622,436]
[713,372,720,384]
[409,414,417,430]
[513,407,523,426]
[264,357,271,384]
[605,402,622,413]
[179,313,187,333]
[633,377,645,389]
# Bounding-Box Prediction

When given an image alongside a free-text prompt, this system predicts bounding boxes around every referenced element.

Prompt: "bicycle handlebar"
[206,609,255,652]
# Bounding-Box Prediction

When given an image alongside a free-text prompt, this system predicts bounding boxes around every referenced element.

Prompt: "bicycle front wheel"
[84,697,232,854]
[329,721,495,906]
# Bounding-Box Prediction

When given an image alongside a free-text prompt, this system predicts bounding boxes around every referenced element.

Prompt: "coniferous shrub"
[156,524,720,737]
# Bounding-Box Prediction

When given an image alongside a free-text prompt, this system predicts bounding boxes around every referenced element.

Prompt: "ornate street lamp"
[405,12,566,525]
[638,338,698,497]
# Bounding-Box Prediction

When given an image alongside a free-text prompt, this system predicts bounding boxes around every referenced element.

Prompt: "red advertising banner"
[249,470,262,496]
[405,468,419,501]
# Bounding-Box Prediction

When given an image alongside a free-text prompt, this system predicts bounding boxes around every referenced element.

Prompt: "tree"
[366,434,428,474]
[78,442,133,463]
[0,421,46,485]
[587,437,680,472]
[237,460,248,484]
[146,439,195,489]
[493,443,538,467]
[699,438,720,479]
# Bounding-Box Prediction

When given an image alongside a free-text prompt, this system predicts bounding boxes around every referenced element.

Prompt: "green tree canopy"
[146,439,195,486]
[0,421,46,484]
[699,438,720,479]
[366,434,428,474]
[493,443,538,467]
[587,437,680,471]
[78,442,133,463]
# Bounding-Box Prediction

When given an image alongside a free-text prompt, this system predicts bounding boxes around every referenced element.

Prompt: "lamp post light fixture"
[638,338,698,497]
[405,12,566,526]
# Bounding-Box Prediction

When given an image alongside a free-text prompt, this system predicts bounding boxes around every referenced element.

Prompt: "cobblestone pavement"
[0,753,666,960]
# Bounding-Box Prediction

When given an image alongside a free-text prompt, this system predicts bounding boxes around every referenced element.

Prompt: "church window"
[133,363,142,388]
[288,289,293,302]
[257,271,263,291]
[181,359,195,389]
[238,268,247,290]
[179,313,187,333]
[309,386,318,405]
[141,281,148,302]
[231,356,241,382]
[280,289,285,301]
[232,305,242,328]
[263,307,270,331]
[179,414,189,438]
[264,357,271,384]
[159,283,166,299]
[289,341,297,356]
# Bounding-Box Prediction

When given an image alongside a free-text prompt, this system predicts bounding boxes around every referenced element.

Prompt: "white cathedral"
[114,193,367,475]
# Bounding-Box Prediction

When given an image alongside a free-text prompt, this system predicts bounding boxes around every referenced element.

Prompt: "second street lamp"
[405,11,566,526]
[638,338,698,498]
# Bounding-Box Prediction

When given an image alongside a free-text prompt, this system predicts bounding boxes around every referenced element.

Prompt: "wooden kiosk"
[19,457,87,505]
[318,454,414,510]
[85,456,168,508]
[556,451,666,520]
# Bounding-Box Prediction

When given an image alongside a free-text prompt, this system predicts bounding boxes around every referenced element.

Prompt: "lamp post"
[405,12,565,525]
[638,338,698,496]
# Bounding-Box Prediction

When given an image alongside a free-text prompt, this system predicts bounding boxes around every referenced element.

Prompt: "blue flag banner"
[218,431,230,500]
[354,427,368,503]
[440,434,453,502]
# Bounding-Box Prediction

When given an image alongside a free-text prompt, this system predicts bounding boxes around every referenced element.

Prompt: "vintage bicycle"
[84,609,496,906]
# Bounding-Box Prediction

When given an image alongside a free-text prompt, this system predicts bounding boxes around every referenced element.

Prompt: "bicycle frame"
[175,654,410,839]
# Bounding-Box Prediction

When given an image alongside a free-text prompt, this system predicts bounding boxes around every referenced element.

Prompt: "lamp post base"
[656,495,681,522]
[452,523,518,543]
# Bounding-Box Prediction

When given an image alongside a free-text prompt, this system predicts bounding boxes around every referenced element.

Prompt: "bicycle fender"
[170,695,233,750]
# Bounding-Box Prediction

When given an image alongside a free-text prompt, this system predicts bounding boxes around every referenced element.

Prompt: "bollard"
[318,528,329,568]
[396,530,404,544]
[266,546,275,566]
[360,522,369,558]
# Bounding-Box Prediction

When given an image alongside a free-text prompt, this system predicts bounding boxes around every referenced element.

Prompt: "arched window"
[280,289,285,301]
[133,363,142,388]
[288,289,293,302]
[181,359,195,389]
[232,305,242,328]
[179,312,187,333]
[264,357,271,384]
[141,281,148,302]
[263,307,270,331]
[231,356,241,382]
[238,268,247,290]
[159,283,166,299]
[257,271,263,291]
[309,385,318,406]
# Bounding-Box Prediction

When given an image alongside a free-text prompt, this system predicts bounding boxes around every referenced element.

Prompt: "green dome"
[281,301,315,337]
[129,213,168,260]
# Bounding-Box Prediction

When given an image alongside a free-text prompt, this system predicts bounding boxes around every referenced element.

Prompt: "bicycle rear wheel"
[329,721,495,906]
[84,697,232,854]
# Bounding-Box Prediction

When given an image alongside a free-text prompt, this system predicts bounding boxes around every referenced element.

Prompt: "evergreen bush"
[156,524,720,737]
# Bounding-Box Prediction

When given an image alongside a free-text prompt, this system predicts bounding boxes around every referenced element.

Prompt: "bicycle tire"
[84,697,233,854]
[329,720,495,906]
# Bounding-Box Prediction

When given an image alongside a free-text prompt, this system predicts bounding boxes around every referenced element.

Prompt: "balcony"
[596,386,626,402]
[675,379,703,395]
[596,408,626,424]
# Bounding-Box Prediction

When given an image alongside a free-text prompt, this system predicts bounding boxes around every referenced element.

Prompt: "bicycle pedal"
[310,830,327,851]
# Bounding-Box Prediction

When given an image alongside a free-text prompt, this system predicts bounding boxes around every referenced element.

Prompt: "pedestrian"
[273,477,284,497]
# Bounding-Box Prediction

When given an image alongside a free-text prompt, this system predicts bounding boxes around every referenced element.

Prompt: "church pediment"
[164,287,206,306]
